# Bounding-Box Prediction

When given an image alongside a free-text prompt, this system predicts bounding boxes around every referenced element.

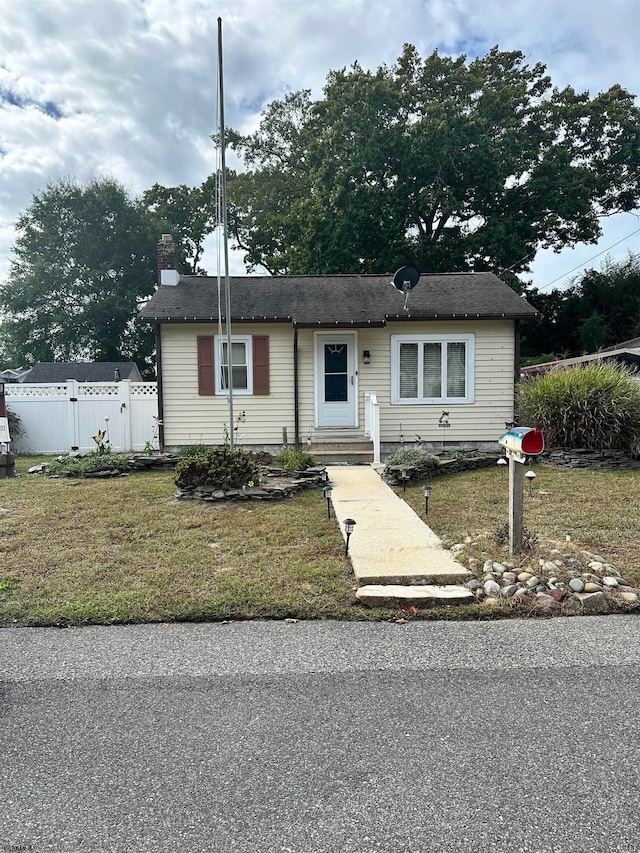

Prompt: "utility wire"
[536,227,640,292]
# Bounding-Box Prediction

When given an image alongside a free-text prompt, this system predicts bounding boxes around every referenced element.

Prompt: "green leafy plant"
[92,428,110,454]
[6,407,25,439]
[175,447,259,490]
[518,363,640,453]
[271,449,315,471]
[383,448,440,483]
[48,451,130,477]
[143,440,155,455]
[178,443,212,458]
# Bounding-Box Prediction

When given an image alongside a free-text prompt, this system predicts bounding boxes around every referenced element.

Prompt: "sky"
[1,0,639,291]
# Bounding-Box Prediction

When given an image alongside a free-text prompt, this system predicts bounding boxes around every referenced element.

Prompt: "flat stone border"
[541,448,634,469]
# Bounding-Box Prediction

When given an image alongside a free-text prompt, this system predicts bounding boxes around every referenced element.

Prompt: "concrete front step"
[313,449,374,464]
[356,584,474,607]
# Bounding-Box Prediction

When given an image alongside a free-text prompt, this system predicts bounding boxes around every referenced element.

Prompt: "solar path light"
[525,469,536,497]
[422,484,432,516]
[343,518,356,558]
[323,485,333,519]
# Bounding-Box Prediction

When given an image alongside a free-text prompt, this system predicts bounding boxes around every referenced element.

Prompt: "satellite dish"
[391,265,421,312]
[392,265,420,293]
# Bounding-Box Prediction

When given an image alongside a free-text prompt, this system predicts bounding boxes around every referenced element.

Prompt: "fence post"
[67,380,80,451]
[120,380,132,451]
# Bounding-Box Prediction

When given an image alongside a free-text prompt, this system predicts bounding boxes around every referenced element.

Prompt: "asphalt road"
[1,616,639,853]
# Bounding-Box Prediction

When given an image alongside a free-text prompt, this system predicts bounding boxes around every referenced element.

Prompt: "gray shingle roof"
[24,362,142,383]
[137,273,538,326]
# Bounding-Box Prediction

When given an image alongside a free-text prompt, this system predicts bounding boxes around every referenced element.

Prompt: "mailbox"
[498,427,544,458]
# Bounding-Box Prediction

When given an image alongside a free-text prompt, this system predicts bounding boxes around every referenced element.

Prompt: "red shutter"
[197,336,215,396]
[253,335,269,395]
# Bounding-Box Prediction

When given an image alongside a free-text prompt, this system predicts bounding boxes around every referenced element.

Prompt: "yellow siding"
[161,323,295,447]
[161,320,516,448]
[356,320,515,445]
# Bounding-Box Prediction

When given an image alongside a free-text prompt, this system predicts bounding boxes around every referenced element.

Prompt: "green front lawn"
[0,457,638,626]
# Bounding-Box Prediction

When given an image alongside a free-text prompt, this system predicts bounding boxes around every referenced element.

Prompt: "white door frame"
[314,331,358,428]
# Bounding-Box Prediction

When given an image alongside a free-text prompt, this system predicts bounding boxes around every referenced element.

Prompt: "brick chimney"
[157,234,179,286]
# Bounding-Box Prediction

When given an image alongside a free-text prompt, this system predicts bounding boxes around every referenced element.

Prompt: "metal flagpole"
[218,16,234,449]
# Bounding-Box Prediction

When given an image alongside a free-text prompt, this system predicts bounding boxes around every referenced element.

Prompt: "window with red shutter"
[253,335,270,395]
[197,336,215,396]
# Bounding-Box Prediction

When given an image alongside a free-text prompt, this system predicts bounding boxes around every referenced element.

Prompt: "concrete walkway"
[327,466,472,604]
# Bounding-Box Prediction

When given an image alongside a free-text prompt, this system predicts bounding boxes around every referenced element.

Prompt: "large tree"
[0,178,159,373]
[522,251,640,358]
[226,45,640,279]
[141,176,219,274]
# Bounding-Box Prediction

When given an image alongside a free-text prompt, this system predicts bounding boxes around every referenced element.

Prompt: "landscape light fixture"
[400,467,410,493]
[525,469,536,497]
[323,485,333,519]
[343,518,356,557]
[497,457,508,468]
[422,484,432,516]
[363,350,371,364]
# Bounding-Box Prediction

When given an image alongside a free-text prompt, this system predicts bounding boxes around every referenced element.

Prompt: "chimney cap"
[161,234,173,242]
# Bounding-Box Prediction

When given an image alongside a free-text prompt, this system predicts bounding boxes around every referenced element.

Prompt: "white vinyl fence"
[6,380,158,454]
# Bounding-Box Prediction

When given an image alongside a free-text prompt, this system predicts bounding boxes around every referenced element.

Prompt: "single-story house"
[521,337,640,377]
[137,235,538,458]
[24,361,142,383]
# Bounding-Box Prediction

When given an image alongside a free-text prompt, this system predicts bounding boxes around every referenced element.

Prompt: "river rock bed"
[447,535,639,614]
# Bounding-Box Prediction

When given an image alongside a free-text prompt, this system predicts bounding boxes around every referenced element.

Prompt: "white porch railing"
[364,392,381,464]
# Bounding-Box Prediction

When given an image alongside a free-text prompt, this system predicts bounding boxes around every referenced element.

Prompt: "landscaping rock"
[502,572,517,584]
[484,579,500,596]
[526,576,540,589]
[518,572,532,583]
[575,591,609,614]
[548,589,566,602]
[602,577,619,588]
[584,582,603,593]
[565,596,583,614]
[620,592,639,604]
[569,578,585,593]
[501,584,518,597]
[466,579,482,591]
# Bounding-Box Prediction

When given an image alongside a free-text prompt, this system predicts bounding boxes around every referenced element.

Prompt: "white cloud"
[1,0,638,287]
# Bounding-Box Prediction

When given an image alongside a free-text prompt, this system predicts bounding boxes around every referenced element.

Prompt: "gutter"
[154,324,165,452]
[293,325,300,449]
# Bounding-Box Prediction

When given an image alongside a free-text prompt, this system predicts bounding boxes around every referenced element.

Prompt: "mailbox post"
[498,427,544,554]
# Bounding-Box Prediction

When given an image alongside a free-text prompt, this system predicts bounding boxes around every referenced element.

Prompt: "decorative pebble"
[483,559,494,572]
[501,584,518,597]
[590,555,607,564]
[569,578,585,593]
[584,582,602,593]
[513,589,529,598]
[518,572,532,583]
[526,576,540,589]
[466,579,482,591]
[548,589,566,602]
[484,579,500,596]
[492,562,507,574]
[620,592,638,604]
[502,572,517,583]
[602,577,619,587]
[541,561,557,573]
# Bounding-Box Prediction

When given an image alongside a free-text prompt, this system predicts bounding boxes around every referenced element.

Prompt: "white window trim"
[214,334,253,395]
[391,333,475,405]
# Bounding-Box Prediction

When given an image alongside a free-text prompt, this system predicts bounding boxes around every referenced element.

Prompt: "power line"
[536,227,640,292]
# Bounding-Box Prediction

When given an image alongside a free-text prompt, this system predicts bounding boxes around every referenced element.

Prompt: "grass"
[399,466,640,582]
[0,457,638,626]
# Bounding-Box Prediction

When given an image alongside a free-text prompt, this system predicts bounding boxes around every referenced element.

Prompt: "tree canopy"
[226,45,640,279]
[141,176,219,275]
[521,252,640,359]
[0,178,159,372]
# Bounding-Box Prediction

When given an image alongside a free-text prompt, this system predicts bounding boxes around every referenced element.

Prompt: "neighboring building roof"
[0,367,31,383]
[24,362,142,383]
[137,273,538,326]
[521,339,640,376]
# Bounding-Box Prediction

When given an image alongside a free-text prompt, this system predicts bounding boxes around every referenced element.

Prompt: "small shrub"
[383,448,440,483]
[178,443,213,458]
[48,451,130,477]
[246,450,274,466]
[271,449,315,471]
[518,362,640,453]
[6,408,25,439]
[175,447,259,490]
